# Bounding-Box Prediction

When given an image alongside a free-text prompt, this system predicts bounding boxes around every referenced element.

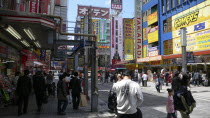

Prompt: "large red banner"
[78,6,110,19]
[29,0,39,13]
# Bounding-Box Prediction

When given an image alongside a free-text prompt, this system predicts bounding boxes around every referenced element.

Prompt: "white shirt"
[112,78,143,114]
[142,74,148,81]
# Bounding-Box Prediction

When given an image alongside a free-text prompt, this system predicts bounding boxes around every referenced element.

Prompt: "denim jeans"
[57,99,68,113]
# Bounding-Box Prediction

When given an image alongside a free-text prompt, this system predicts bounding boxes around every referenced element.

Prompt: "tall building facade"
[141,0,210,74]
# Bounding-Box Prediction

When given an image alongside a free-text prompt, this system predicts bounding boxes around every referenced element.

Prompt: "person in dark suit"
[69,72,82,109]
[33,71,45,112]
[16,70,32,116]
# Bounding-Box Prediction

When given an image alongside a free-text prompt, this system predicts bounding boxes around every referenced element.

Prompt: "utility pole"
[181,27,187,73]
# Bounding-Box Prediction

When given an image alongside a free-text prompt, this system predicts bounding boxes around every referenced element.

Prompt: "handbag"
[80,94,87,107]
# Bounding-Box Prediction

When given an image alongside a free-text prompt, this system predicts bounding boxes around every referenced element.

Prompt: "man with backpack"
[112,70,143,118]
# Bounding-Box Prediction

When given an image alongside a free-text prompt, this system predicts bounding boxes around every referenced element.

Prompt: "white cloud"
[105,0,111,5]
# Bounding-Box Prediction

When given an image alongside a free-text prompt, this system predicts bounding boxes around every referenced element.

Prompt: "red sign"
[111,0,122,10]
[78,6,110,19]
[136,17,142,59]
[112,17,115,48]
[29,0,39,13]
[112,59,121,65]
[55,0,61,5]
[40,0,50,14]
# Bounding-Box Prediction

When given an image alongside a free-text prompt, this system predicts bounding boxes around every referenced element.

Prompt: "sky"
[67,0,135,33]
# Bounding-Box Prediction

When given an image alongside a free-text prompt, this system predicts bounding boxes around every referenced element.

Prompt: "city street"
[98,81,210,118]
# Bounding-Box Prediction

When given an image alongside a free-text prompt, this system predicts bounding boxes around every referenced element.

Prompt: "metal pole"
[91,37,98,112]
[83,15,89,99]
[181,27,187,73]
[74,53,79,71]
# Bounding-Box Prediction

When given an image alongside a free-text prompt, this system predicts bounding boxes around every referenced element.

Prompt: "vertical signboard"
[111,0,122,11]
[29,0,40,13]
[100,19,107,42]
[92,19,100,42]
[117,17,124,60]
[124,19,134,60]
[135,0,143,62]
[111,17,115,63]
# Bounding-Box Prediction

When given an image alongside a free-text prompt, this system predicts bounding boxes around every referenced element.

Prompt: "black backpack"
[108,90,117,112]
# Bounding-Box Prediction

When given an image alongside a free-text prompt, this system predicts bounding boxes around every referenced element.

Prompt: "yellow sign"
[173,29,210,54]
[148,11,158,25]
[124,19,134,60]
[124,39,134,60]
[143,45,147,58]
[143,28,147,41]
[148,30,158,43]
[92,19,100,42]
[196,33,210,50]
[172,2,210,38]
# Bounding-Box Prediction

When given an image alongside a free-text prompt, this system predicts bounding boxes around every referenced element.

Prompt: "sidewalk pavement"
[0,93,115,118]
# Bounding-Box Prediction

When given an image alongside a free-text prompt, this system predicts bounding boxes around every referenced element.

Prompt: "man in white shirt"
[142,73,148,87]
[112,70,143,118]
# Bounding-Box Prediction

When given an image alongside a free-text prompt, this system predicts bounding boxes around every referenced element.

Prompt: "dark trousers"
[141,78,144,86]
[72,93,80,109]
[18,95,29,114]
[57,100,68,113]
[35,93,43,110]
[143,80,147,87]
[47,84,52,96]
[167,113,177,118]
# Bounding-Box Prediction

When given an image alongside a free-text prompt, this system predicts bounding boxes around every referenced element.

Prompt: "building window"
[163,17,172,33]
[177,0,180,5]
[166,0,169,11]
[171,0,175,8]
[116,30,118,35]
[162,0,165,13]
[115,21,118,29]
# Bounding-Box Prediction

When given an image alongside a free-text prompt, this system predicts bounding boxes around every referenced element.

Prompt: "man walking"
[46,71,54,96]
[33,71,45,112]
[112,70,143,118]
[16,70,32,116]
[142,72,148,87]
[57,75,68,115]
[69,72,82,109]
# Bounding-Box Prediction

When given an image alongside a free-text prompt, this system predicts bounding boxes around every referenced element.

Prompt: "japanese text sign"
[111,0,122,10]
[78,5,110,19]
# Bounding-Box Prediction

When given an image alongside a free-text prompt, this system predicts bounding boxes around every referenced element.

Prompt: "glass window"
[115,21,118,29]
[162,0,165,13]
[166,0,169,11]
[177,0,180,5]
[171,0,175,8]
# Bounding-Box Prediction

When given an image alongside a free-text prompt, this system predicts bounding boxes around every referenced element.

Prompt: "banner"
[172,2,210,38]
[135,0,143,60]
[143,45,147,58]
[124,19,134,60]
[148,11,158,25]
[173,29,210,54]
[111,0,122,10]
[100,19,107,43]
[117,17,124,60]
[78,5,110,19]
[92,19,100,42]
[148,46,158,57]
[148,26,158,43]
[29,0,39,13]
[143,28,147,41]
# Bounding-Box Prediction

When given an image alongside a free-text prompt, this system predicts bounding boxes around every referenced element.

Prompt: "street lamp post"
[181,27,187,73]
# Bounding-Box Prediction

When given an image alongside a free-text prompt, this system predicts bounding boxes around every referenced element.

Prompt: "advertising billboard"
[117,17,124,61]
[124,19,134,60]
[29,0,39,13]
[143,45,147,58]
[148,26,158,43]
[111,0,122,10]
[148,11,158,25]
[135,0,143,61]
[100,19,107,43]
[172,2,210,54]
[92,19,100,42]
[78,5,110,19]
